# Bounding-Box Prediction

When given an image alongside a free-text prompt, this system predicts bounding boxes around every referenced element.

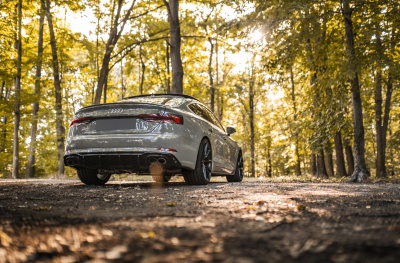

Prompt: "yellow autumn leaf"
[0,230,12,247]
[138,231,156,239]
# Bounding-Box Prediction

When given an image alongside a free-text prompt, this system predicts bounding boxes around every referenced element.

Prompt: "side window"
[201,106,225,131]
[189,103,225,131]
[188,104,207,120]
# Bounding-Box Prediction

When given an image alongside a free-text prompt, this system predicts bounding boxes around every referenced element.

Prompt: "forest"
[0,0,399,182]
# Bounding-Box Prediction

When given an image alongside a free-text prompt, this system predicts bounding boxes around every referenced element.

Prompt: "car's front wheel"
[77,169,111,185]
[183,138,212,185]
[227,151,244,182]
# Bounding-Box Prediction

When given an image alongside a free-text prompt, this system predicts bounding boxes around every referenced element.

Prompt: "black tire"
[77,169,111,185]
[152,174,172,183]
[183,138,212,185]
[227,151,244,182]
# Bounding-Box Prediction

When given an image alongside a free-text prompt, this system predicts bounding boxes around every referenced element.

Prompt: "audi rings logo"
[108,108,124,114]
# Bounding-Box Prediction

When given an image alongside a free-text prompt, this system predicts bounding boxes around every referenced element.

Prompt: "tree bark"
[165,40,171,93]
[163,0,183,94]
[208,37,215,112]
[317,149,328,178]
[139,45,145,95]
[342,0,370,182]
[26,3,45,178]
[344,138,354,176]
[306,32,327,178]
[266,140,272,177]
[12,0,22,179]
[374,67,385,178]
[249,74,255,177]
[290,66,301,176]
[44,0,65,177]
[1,82,10,155]
[334,131,347,177]
[311,153,317,176]
[374,22,395,178]
[325,149,334,177]
[374,20,386,179]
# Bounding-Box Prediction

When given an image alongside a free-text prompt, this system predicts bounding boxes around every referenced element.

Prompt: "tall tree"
[163,0,183,94]
[372,1,397,178]
[334,130,347,177]
[289,66,301,176]
[249,68,255,177]
[26,2,45,178]
[12,0,23,179]
[43,0,65,177]
[341,0,370,182]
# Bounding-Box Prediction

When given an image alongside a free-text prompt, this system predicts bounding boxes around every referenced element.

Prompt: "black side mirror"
[226,126,236,136]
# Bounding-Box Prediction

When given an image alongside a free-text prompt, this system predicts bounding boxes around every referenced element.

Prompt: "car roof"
[122,94,199,102]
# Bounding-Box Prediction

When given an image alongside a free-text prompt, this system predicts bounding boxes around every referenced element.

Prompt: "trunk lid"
[71,103,166,135]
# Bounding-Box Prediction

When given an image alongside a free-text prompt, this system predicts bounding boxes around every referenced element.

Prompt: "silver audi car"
[64,94,244,185]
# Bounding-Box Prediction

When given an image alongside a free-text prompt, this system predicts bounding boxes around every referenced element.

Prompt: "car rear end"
[64,101,191,175]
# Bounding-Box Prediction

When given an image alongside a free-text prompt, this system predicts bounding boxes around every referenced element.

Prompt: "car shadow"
[71,180,229,190]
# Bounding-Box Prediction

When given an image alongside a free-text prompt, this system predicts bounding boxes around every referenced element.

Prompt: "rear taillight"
[70,117,93,127]
[138,114,183,125]
[162,114,184,124]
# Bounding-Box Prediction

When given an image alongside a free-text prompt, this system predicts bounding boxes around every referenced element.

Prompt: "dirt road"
[1,178,400,262]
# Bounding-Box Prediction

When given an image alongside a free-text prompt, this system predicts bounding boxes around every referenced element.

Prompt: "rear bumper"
[64,152,182,174]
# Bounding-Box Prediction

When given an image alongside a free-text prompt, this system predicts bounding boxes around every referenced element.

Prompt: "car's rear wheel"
[227,151,244,182]
[183,138,212,185]
[77,169,111,185]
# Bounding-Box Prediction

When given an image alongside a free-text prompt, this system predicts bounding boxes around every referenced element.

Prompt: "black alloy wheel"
[227,151,244,182]
[183,138,212,185]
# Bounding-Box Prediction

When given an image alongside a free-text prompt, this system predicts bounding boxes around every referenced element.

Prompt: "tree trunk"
[325,149,334,177]
[165,40,171,93]
[311,153,317,176]
[1,82,10,155]
[374,23,395,178]
[334,131,347,177]
[208,37,215,112]
[0,81,5,153]
[120,59,126,99]
[44,0,65,178]
[290,66,301,176]
[139,45,146,95]
[163,0,183,94]
[342,0,370,182]
[12,0,22,179]
[374,67,385,178]
[344,138,354,176]
[317,150,328,178]
[26,4,45,178]
[381,71,393,173]
[306,32,327,178]
[374,21,386,179]
[266,141,272,177]
[249,76,255,177]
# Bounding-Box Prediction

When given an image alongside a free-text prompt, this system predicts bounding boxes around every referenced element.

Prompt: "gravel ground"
[1,177,400,263]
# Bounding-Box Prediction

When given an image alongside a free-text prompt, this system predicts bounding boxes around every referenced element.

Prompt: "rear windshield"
[121,96,185,107]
